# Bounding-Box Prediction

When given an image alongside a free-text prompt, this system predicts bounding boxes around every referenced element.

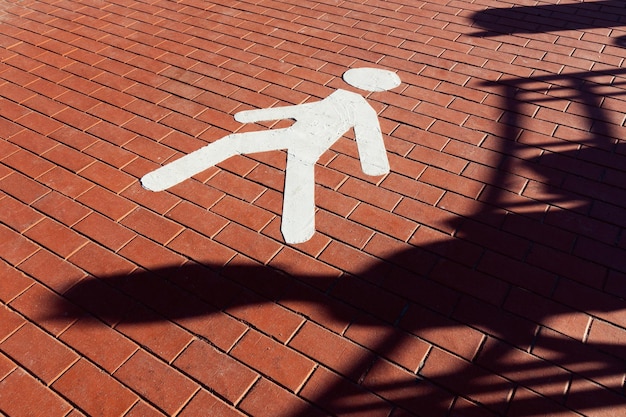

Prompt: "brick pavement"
[1,0,626,416]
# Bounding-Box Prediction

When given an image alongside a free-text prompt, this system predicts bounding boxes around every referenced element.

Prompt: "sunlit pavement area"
[1,0,626,416]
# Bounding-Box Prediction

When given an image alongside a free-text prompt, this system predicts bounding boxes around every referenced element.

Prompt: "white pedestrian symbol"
[142,68,401,244]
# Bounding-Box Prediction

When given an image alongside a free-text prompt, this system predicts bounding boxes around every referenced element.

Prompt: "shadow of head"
[470,0,626,47]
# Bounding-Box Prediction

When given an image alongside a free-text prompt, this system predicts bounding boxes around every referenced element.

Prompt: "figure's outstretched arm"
[234,102,315,124]
[353,100,390,176]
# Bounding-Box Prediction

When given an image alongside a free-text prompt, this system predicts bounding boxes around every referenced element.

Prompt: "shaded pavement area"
[1,0,626,416]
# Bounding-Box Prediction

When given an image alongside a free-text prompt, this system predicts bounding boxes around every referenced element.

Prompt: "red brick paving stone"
[430,259,510,306]
[0,194,42,232]
[0,305,25,343]
[566,376,626,417]
[399,303,484,361]
[226,289,304,343]
[173,339,258,405]
[60,316,138,374]
[238,377,326,417]
[504,287,591,342]
[363,358,455,417]
[349,202,418,241]
[408,225,483,268]
[178,389,246,417]
[3,149,55,179]
[211,194,275,232]
[208,169,266,203]
[43,144,97,173]
[231,328,315,392]
[269,246,341,287]
[120,206,184,245]
[115,305,194,363]
[420,347,513,415]
[302,366,393,417]
[315,184,360,218]
[69,242,137,278]
[0,260,33,304]
[10,283,80,336]
[120,235,186,270]
[214,222,282,264]
[475,337,570,402]
[18,249,86,293]
[394,198,456,235]
[77,185,138,220]
[331,273,408,324]
[73,212,136,252]
[289,320,375,382]
[0,352,16,380]
[263,219,332,258]
[124,401,167,417]
[169,178,225,209]
[23,218,88,259]
[587,319,626,362]
[0,368,73,417]
[115,349,199,415]
[0,224,39,266]
[0,171,50,205]
[506,386,580,417]
[345,315,431,373]
[0,322,78,384]
[52,359,138,417]
[79,160,137,193]
[165,200,229,238]
[37,165,94,198]
[121,182,181,215]
[167,228,236,267]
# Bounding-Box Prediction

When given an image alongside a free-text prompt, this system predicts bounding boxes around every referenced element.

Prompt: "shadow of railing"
[471,0,626,42]
[44,2,626,416]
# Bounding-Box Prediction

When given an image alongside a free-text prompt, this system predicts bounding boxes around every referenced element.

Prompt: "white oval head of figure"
[342,68,401,92]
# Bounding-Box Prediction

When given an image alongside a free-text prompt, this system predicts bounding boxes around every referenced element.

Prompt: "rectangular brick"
[167,229,236,267]
[52,359,137,417]
[205,185,273,230]
[0,172,50,205]
[60,316,137,373]
[115,350,198,415]
[231,329,315,392]
[0,223,39,266]
[24,218,88,259]
[349,202,418,241]
[214,222,281,264]
[420,347,513,415]
[1,323,78,384]
[300,366,393,417]
[115,305,194,363]
[238,377,325,417]
[173,339,258,405]
[226,289,303,343]
[0,368,72,417]
[291,320,375,381]
[363,358,454,417]
[77,185,137,220]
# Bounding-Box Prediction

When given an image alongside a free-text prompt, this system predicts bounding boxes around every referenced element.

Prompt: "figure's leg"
[141,130,291,191]
[281,155,316,244]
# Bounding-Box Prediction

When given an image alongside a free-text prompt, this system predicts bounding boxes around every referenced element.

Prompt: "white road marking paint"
[141,68,401,244]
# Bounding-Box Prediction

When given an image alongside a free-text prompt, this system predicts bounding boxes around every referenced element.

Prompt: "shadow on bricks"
[51,115,626,416]
[44,3,626,415]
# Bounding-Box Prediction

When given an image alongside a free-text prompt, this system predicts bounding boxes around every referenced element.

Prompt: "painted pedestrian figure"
[142,68,401,243]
